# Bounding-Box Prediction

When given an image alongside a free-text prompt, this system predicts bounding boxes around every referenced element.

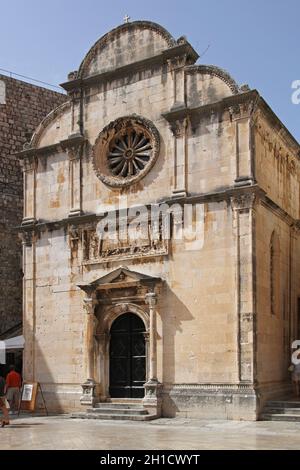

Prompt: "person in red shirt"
[6,365,22,413]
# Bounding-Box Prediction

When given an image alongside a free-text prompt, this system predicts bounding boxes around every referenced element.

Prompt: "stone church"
[18,20,300,420]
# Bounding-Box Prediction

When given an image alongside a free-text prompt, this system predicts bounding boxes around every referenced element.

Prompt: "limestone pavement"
[0,415,300,450]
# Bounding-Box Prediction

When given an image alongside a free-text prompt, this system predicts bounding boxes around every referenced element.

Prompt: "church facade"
[18,21,300,419]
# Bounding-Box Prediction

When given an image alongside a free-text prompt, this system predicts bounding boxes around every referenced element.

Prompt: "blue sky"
[1,0,299,140]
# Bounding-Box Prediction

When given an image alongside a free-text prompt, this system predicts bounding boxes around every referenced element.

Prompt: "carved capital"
[69,87,81,101]
[291,220,300,235]
[167,54,188,71]
[22,155,37,172]
[229,99,257,121]
[170,118,188,137]
[83,296,97,315]
[145,292,157,308]
[19,230,36,247]
[66,143,82,161]
[230,192,256,212]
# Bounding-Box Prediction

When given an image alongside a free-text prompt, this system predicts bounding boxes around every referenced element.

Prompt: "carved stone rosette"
[92,115,160,188]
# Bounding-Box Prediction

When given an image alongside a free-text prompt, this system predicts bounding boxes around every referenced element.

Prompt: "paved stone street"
[0,415,300,450]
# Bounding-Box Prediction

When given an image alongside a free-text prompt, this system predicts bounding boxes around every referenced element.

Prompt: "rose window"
[108,131,152,177]
[92,116,160,188]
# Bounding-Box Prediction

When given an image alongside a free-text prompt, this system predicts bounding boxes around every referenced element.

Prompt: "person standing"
[0,374,9,427]
[6,365,22,413]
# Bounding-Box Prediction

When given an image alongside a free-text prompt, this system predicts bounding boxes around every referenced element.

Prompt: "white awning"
[4,335,25,350]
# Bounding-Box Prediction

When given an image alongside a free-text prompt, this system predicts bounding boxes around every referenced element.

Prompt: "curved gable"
[30,100,71,148]
[78,21,176,78]
[186,65,239,108]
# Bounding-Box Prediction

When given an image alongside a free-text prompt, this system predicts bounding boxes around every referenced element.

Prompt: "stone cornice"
[16,183,300,234]
[16,133,85,160]
[162,89,259,129]
[60,42,199,93]
[260,196,299,228]
[15,184,279,234]
[255,97,300,157]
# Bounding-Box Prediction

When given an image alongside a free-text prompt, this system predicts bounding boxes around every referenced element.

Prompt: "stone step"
[107,398,143,404]
[261,413,300,422]
[87,407,148,415]
[71,412,157,421]
[94,403,144,410]
[266,400,300,408]
[264,407,300,416]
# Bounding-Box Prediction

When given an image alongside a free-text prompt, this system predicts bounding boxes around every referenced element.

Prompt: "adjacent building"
[0,74,66,347]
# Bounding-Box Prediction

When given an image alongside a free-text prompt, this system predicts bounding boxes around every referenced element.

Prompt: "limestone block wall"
[33,74,239,220]
[254,112,300,403]
[0,75,66,335]
[254,113,300,220]
[256,204,292,384]
[24,199,238,413]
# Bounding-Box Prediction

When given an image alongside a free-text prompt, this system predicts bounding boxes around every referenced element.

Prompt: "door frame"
[95,302,149,400]
[109,312,146,398]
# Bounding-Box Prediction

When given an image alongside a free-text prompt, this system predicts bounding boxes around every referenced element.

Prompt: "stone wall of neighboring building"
[0,75,67,334]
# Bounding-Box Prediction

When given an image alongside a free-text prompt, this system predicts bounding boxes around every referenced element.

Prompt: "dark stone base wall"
[0,75,67,334]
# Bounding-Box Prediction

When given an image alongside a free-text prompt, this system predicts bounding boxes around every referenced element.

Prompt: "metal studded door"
[109,313,146,398]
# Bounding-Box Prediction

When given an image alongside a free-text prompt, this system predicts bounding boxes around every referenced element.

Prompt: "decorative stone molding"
[185,64,240,95]
[165,383,257,391]
[92,115,160,188]
[79,214,168,265]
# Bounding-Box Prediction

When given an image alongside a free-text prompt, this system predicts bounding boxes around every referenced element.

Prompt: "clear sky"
[1,0,299,140]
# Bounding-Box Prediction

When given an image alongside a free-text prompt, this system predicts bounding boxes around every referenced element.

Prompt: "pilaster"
[21,230,37,382]
[80,293,99,406]
[66,136,83,218]
[231,192,257,383]
[22,155,37,225]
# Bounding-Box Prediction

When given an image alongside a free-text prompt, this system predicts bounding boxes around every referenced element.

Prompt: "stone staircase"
[261,398,300,422]
[71,399,157,421]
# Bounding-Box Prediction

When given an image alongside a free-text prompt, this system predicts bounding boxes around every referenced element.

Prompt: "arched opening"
[109,312,146,398]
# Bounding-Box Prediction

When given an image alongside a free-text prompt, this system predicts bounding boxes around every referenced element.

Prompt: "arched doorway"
[109,312,146,398]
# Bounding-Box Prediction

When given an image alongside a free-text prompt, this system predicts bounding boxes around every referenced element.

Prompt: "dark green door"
[109,313,146,398]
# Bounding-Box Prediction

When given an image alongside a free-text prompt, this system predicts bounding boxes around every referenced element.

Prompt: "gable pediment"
[78,266,162,294]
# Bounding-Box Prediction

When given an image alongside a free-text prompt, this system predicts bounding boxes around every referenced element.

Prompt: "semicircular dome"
[78,20,177,78]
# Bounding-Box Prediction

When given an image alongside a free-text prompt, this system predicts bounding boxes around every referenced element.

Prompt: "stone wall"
[254,112,300,405]
[19,21,300,419]
[0,75,67,334]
